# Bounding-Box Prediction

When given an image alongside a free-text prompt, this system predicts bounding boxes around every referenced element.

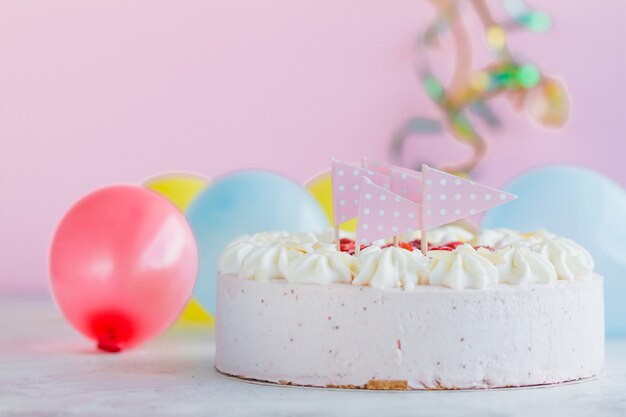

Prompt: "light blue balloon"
[186,170,330,315]
[482,165,626,338]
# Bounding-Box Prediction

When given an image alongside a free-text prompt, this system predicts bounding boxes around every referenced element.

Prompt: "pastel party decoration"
[362,158,392,175]
[421,164,516,230]
[356,177,422,244]
[144,172,209,212]
[331,160,389,226]
[482,165,626,338]
[177,299,213,326]
[304,170,357,232]
[143,172,213,326]
[390,168,423,203]
[187,170,329,315]
[392,1,568,176]
[363,159,424,203]
[49,186,198,352]
[363,158,415,176]
[331,159,515,253]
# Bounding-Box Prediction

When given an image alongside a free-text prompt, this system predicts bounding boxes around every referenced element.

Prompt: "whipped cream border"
[217,227,594,290]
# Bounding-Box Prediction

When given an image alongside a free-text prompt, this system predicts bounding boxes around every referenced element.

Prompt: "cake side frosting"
[215,274,605,389]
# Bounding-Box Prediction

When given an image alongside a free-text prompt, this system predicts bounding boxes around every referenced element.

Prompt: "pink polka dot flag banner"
[363,158,414,176]
[330,159,516,246]
[331,160,389,226]
[390,168,423,204]
[421,164,517,230]
[362,158,392,176]
[355,176,422,244]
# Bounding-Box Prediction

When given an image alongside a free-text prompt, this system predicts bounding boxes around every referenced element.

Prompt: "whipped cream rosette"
[237,242,306,282]
[472,228,524,249]
[534,237,594,280]
[403,225,474,246]
[285,244,357,284]
[218,231,291,274]
[427,244,498,289]
[353,246,429,289]
[481,243,557,285]
[472,228,556,249]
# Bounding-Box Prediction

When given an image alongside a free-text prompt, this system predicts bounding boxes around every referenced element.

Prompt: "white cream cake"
[214,227,604,390]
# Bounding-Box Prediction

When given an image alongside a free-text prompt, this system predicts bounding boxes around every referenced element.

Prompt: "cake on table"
[214,161,604,390]
[215,227,603,390]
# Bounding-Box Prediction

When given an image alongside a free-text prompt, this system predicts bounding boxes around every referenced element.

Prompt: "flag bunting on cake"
[355,176,422,245]
[330,158,516,251]
[331,160,389,225]
[362,158,415,176]
[420,164,517,230]
[361,158,390,175]
[390,168,423,204]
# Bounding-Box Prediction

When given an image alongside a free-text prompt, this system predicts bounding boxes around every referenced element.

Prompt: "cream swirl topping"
[426,225,475,245]
[218,231,288,274]
[427,244,498,289]
[219,230,334,274]
[472,228,524,249]
[219,229,594,288]
[534,237,594,280]
[285,245,357,284]
[289,231,328,244]
[480,244,557,285]
[524,229,556,243]
[353,246,429,289]
[238,243,305,282]
[472,228,557,249]
[404,225,474,245]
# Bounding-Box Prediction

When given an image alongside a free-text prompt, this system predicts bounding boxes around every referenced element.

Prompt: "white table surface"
[1,295,625,417]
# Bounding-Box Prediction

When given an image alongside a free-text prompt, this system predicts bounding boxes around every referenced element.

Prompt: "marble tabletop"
[1,295,625,417]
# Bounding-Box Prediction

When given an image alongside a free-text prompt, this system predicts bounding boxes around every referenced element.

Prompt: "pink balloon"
[49,185,198,352]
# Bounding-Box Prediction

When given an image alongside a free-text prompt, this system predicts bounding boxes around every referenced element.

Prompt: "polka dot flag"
[331,160,389,226]
[421,164,517,230]
[363,158,415,177]
[361,157,392,175]
[390,168,423,204]
[356,176,422,244]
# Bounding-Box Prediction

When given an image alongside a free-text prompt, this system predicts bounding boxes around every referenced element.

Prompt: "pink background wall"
[1,0,625,292]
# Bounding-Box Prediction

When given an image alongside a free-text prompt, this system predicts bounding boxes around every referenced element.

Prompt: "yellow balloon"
[144,172,209,212]
[176,298,215,327]
[304,170,356,232]
[144,172,214,326]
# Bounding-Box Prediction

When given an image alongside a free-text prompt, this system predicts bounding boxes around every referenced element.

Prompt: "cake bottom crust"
[217,369,601,391]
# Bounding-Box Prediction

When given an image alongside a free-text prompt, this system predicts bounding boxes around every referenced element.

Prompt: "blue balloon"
[186,170,329,315]
[482,165,626,338]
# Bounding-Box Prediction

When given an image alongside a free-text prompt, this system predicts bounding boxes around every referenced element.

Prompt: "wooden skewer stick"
[420,163,429,255]
[355,158,367,256]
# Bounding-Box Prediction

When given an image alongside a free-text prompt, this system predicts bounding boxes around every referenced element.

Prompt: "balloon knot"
[97,339,122,353]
